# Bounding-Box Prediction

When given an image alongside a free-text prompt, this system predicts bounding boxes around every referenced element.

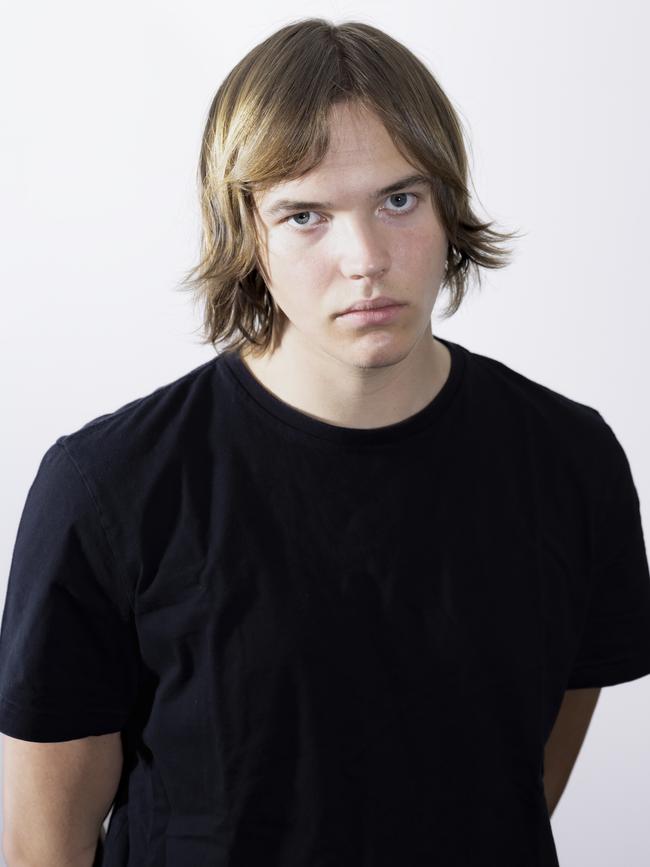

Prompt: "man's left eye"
[385,192,418,211]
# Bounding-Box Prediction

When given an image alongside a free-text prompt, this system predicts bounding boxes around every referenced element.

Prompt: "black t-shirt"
[1,335,650,866]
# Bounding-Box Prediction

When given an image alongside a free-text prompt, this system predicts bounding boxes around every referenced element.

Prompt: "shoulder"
[31,355,224,608]
[54,355,220,474]
[462,343,620,474]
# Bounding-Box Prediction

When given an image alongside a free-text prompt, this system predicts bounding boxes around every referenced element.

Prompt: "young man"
[1,18,649,867]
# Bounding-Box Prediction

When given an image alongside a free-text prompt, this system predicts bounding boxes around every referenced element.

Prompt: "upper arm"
[544,687,601,786]
[2,730,123,864]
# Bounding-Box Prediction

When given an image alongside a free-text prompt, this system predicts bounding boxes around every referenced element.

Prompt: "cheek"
[266,245,330,315]
[267,237,325,279]
[407,218,446,250]
[394,226,445,273]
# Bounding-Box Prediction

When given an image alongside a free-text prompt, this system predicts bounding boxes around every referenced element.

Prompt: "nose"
[338,217,391,280]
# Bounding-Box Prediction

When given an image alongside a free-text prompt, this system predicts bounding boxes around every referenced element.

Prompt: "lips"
[337,304,405,325]
[339,297,404,315]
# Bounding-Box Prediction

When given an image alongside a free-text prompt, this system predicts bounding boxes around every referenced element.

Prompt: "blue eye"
[286,211,318,229]
[386,192,412,210]
[283,191,419,232]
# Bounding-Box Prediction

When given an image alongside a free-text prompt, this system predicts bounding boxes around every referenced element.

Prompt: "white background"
[1,1,649,864]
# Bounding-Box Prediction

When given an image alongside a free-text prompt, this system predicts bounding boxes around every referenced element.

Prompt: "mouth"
[336,304,406,325]
[338,298,405,315]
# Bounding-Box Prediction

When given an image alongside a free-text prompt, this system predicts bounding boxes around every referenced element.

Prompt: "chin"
[344,337,414,370]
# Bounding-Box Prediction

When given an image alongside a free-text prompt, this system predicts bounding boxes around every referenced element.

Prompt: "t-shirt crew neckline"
[221,334,466,445]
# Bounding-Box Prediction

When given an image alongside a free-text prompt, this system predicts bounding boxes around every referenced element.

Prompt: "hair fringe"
[176,17,526,356]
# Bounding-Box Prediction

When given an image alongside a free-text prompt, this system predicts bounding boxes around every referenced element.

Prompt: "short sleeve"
[566,415,650,689]
[0,440,140,741]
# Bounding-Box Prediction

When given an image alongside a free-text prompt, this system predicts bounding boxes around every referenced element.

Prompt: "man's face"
[252,102,448,370]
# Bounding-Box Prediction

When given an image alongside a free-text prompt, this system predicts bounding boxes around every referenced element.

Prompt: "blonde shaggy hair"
[177,18,524,357]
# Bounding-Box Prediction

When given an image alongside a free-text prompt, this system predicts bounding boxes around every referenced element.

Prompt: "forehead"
[256,104,424,217]
[326,102,396,157]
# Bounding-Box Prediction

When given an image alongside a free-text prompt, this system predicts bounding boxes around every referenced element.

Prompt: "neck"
[239,329,451,430]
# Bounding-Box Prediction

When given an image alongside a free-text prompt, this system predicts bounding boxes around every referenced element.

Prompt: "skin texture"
[243,100,452,430]
[2,730,122,866]
[544,687,601,817]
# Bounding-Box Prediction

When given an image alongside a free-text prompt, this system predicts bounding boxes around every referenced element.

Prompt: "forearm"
[2,731,120,867]
[543,740,577,819]
[3,836,100,867]
[543,686,601,820]
[544,774,565,819]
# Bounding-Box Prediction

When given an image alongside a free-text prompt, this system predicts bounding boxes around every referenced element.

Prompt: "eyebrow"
[263,173,432,218]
